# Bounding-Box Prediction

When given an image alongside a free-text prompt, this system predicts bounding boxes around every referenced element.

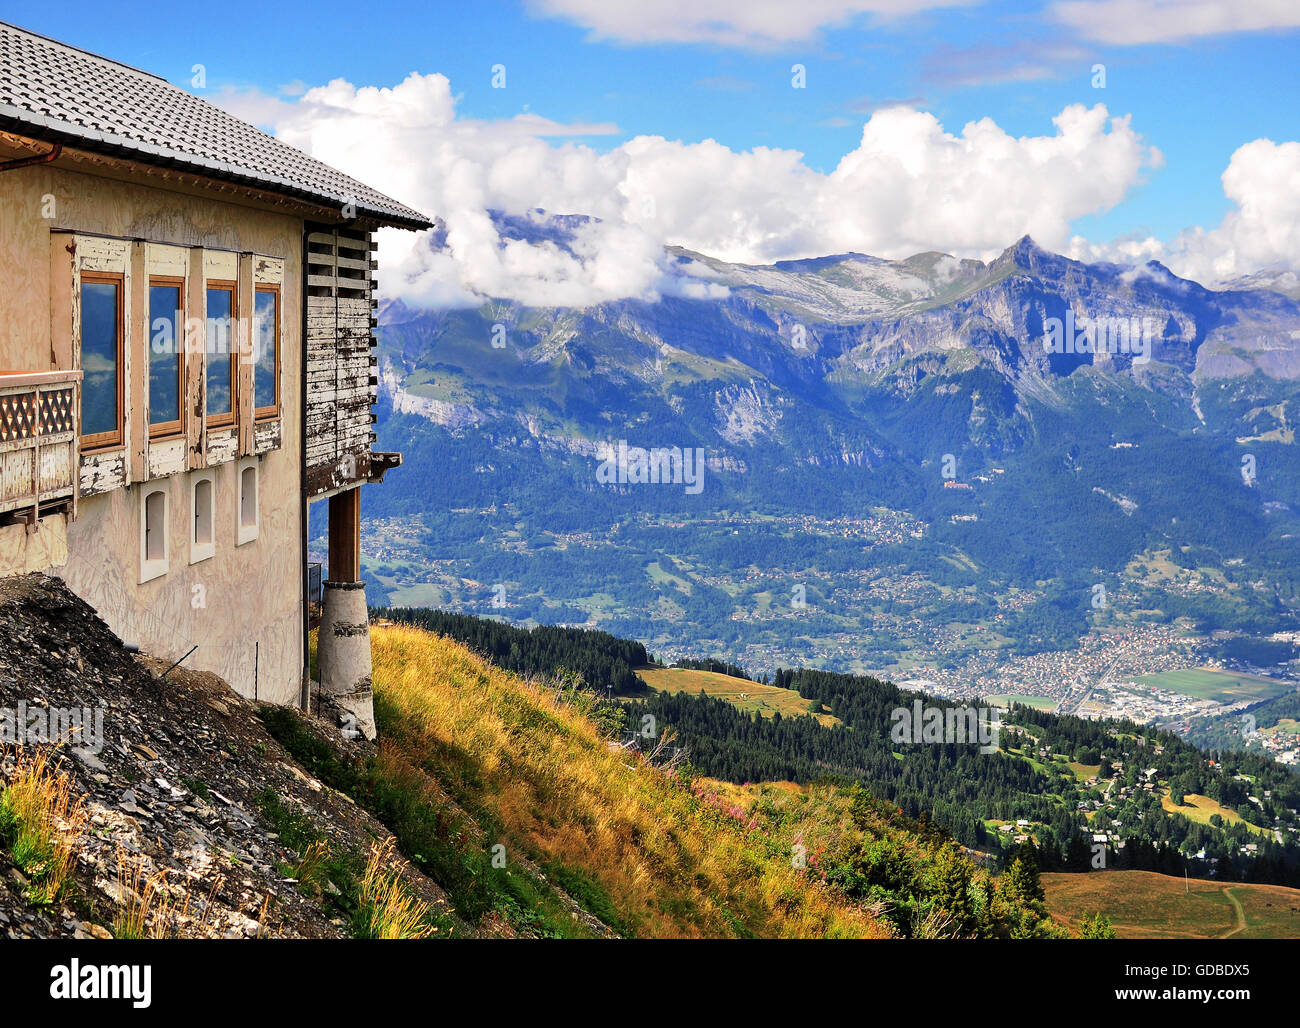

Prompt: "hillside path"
[1220,888,1247,938]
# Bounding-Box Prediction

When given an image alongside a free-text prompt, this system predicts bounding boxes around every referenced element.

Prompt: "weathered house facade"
[0,22,430,735]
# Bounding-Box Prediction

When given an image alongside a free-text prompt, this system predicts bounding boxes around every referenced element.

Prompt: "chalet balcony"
[0,371,81,525]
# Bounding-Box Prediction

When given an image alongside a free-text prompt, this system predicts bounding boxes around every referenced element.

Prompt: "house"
[0,22,432,737]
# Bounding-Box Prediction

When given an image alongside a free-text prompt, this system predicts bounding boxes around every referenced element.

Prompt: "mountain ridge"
[356,220,1300,684]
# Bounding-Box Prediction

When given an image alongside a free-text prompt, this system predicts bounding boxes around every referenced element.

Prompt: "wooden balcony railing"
[0,371,81,524]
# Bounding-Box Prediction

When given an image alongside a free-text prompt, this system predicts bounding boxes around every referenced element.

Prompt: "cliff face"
[0,574,457,939]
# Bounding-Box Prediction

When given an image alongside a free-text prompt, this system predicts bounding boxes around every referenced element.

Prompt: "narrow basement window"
[191,473,215,564]
[140,488,169,583]
[237,459,259,545]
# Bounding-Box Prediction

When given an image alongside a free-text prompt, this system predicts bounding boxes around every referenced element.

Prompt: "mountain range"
[357,221,1300,678]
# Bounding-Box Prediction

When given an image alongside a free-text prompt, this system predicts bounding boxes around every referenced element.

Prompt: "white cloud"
[526,0,976,48]
[1068,138,1300,285]
[1053,0,1300,45]
[219,76,1164,308]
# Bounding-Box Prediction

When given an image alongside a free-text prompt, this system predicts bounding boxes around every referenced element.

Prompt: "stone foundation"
[317,580,376,740]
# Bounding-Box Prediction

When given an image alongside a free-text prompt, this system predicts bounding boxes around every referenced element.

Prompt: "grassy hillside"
[1043,870,1300,939]
[367,624,890,938]
[637,665,841,726]
[1159,792,1272,836]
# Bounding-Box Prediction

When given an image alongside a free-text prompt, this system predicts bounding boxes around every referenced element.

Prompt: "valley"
[336,233,1300,760]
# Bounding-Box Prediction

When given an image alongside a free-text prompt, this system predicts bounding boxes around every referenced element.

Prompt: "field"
[636,666,841,726]
[1067,761,1101,781]
[1135,668,1292,705]
[1043,870,1300,939]
[983,693,1057,710]
[1159,792,1270,836]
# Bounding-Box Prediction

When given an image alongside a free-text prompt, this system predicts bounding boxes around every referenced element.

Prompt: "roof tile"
[0,21,432,229]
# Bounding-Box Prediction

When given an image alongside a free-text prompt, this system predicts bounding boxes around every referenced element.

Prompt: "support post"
[318,486,375,740]
[327,486,361,582]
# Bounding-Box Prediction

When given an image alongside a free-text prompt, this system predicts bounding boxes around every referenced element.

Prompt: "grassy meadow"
[368,624,888,938]
[636,666,841,726]
[1043,870,1300,939]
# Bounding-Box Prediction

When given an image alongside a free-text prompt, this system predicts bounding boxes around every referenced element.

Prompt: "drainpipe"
[299,223,311,710]
[0,142,61,173]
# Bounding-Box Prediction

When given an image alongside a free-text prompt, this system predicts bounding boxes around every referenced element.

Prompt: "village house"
[0,22,432,736]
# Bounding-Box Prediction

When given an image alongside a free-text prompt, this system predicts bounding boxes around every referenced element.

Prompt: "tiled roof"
[0,21,432,230]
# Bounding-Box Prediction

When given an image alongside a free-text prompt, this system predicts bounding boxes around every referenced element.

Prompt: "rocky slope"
[0,573,464,939]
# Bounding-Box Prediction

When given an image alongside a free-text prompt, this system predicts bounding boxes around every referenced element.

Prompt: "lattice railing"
[0,388,38,442]
[0,371,81,520]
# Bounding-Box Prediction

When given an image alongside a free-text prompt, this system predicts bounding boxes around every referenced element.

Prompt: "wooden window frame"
[79,270,125,453]
[253,284,281,422]
[147,275,186,440]
[204,279,238,430]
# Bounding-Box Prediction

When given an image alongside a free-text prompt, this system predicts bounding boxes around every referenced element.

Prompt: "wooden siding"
[303,225,379,497]
[0,372,79,517]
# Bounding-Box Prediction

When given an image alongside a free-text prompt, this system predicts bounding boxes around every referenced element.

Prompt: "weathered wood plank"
[79,450,126,497]
[185,247,206,469]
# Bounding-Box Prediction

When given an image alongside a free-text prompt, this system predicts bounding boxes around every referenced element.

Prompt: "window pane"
[149,284,182,427]
[80,280,119,438]
[206,287,234,417]
[254,290,277,411]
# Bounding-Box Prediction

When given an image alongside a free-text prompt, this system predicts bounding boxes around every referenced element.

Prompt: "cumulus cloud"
[1068,138,1300,285]
[525,0,975,48]
[1053,0,1300,45]
[218,74,1166,309]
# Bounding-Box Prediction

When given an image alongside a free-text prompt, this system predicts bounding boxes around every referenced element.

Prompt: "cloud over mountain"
[1069,138,1300,286]
[220,76,1168,308]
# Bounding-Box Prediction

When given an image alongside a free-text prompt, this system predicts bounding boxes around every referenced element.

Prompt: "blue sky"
[14,1,1300,301]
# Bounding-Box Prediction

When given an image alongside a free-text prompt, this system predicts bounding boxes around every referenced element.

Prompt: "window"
[205,282,237,427]
[253,286,280,419]
[148,278,184,437]
[139,488,169,583]
[191,473,215,564]
[79,272,124,450]
[237,458,259,545]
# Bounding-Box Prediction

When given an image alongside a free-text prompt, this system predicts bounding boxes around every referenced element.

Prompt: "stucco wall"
[0,160,304,704]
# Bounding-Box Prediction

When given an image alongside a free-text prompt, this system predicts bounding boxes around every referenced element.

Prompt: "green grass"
[257,705,587,938]
[1043,870,1300,939]
[0,750,84,905]
[255,788,373,932]
[1136,668,1293,705]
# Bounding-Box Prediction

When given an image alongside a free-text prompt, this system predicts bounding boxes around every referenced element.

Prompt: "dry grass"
[356,838,437,939]
[112,850,175,939]
[637,666,841,726]
[287,839,331,898]
[370,624,890,939]
[0,747,86,904]
[1043,870,1300,939]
